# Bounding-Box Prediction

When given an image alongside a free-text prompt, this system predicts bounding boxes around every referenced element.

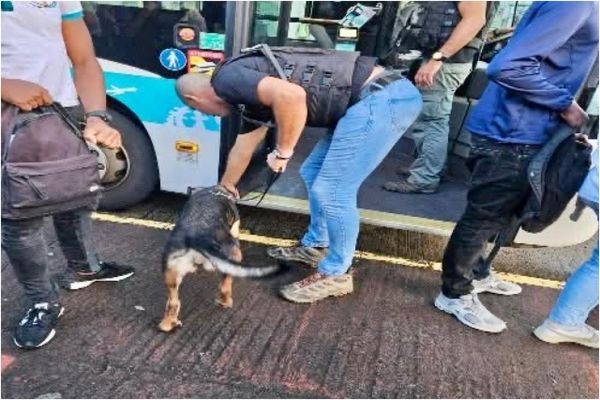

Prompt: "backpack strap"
[242,44,288,80]
[50,102,84,139]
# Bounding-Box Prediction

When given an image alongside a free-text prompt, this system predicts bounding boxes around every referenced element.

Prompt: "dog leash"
[239,170,281,207]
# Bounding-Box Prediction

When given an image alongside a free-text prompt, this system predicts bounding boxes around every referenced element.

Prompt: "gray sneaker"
[472,274,522,296]
[383,178,437,194]
[534,320,599,349]
[434,292,507,333]
[267,244,327,267]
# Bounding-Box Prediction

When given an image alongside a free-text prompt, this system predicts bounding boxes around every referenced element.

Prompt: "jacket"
[466,1,599,145]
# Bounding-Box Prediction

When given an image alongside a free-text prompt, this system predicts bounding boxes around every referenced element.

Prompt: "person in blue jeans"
[176,49,422,303]
[534,148,598,349]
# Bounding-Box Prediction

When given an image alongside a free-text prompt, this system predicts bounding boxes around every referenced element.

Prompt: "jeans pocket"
[468,152,500,187]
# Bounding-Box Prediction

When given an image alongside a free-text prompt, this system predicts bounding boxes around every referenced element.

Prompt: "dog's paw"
[158,318,182,332]
[215,298,233,308]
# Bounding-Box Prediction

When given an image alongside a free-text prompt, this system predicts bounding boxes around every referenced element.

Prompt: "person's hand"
[561,101,589,129]
[83,117,122,149]
[1,79,53,111]
[266,150,290,173]
[414,59,443,88]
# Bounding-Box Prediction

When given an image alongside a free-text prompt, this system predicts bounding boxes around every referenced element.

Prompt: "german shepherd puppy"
[158,185,278,332]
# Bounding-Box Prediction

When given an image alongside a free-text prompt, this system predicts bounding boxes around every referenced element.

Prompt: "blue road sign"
[159,48,187,72]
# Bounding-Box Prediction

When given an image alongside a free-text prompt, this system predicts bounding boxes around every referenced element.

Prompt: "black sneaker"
[13,303,64,350]
[57,261,135,290]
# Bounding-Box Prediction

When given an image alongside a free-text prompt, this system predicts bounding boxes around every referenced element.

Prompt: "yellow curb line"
[91,212,564,290]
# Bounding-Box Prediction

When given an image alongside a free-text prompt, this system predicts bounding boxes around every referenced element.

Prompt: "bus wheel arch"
[95,98,160,210]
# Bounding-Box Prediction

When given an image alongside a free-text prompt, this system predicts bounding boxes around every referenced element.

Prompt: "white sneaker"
[533,320,599,349]
[472,274,522,296]
[434,292,507,333]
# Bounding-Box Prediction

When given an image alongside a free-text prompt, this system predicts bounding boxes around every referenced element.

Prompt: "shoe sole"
[280,287,353,304]
[434,297,506,334]
[472,287,522,296]
[533,327,599,348]
[67,272,134,290]
[13,307,64,349]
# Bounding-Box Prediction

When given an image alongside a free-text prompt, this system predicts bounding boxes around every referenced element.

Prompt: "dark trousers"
[1,209,101,305]
[441,135,542,298]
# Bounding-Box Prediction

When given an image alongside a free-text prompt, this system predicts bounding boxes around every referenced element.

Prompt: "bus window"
[84,1,226,77]
[249,1,384,53]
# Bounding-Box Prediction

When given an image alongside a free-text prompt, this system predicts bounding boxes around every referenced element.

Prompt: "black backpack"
[483,127,592,267]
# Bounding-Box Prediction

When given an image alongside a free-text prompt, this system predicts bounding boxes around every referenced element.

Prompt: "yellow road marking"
[91,212,564,290]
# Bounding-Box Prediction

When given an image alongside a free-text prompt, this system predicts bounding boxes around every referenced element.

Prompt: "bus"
[83,1,599,248]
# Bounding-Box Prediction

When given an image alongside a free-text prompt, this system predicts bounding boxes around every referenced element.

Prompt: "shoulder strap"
[50,102,84,139]
[242,44,288,80]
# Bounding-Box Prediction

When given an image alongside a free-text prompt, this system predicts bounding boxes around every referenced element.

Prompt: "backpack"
[1,102,101,220]
[483,127,592,268]
[519,127,593,233]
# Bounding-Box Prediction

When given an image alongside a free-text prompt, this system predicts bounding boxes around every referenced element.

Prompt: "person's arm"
[414,1,486,87]
[62,17,121,148]
[486,2,592,113]
[1,79,53,111]
[220,126,269,197]
[256,77,307,172]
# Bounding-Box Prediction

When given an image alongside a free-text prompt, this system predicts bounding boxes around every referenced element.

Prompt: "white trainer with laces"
[533,320,599,349]
[434,292,507,333]
[472,273,522,296]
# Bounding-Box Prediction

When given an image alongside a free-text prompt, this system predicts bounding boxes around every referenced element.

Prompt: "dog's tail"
[204,253,279,278]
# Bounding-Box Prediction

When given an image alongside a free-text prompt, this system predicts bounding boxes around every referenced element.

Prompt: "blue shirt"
[466,1,599,145]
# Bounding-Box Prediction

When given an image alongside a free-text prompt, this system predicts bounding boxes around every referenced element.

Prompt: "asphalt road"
[1,210,598,398]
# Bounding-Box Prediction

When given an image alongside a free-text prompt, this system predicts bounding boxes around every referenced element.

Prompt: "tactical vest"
[391,1,497,64]
[213,46,360,127]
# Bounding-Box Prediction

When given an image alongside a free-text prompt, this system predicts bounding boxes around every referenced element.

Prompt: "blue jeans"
[299,79,422,275]
[549,201,599,326]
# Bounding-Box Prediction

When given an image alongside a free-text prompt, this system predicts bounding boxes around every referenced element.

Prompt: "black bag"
[1,102,101,220]
[519,129,593,233]
[482,127,592,268]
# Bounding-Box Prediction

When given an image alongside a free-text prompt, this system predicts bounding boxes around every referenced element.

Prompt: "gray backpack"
[1,102,101,220]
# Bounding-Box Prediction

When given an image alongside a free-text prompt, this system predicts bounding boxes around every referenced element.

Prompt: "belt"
[358,70,406,101]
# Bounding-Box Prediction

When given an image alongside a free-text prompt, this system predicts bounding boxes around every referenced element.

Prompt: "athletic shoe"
[280,272,353,303]
[267,244,327,267]
[434,292,506,333]
[472,273,522,296]
[383,178,437,194]
[533,319,599,349]
[57,261,134,290]
[13,303,64,349]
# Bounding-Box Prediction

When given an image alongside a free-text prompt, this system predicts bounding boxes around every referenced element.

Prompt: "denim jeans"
[549,201,598,326]
[407,62,472,189]
[1,209,101,305]
[300,78,422,275]
[441,134,542,297]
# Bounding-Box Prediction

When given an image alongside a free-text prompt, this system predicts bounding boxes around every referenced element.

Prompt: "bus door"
[235,1,598,248]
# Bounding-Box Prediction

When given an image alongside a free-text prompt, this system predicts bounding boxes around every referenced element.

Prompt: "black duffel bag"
[1,102,101,220]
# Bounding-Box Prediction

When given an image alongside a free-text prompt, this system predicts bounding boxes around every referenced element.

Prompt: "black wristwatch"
[85,110,112,123]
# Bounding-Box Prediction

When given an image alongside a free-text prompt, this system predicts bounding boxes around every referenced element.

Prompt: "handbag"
[1,102,101,220]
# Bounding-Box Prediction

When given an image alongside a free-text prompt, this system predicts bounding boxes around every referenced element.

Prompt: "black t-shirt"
[211,54,377,130]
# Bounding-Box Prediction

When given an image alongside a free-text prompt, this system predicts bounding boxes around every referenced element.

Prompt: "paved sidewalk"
[1,220,598,398]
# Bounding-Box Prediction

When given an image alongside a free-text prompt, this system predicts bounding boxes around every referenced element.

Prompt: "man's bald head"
[175,73,232,117]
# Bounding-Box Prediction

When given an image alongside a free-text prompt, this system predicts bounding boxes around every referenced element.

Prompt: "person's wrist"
[274,148,294,160]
